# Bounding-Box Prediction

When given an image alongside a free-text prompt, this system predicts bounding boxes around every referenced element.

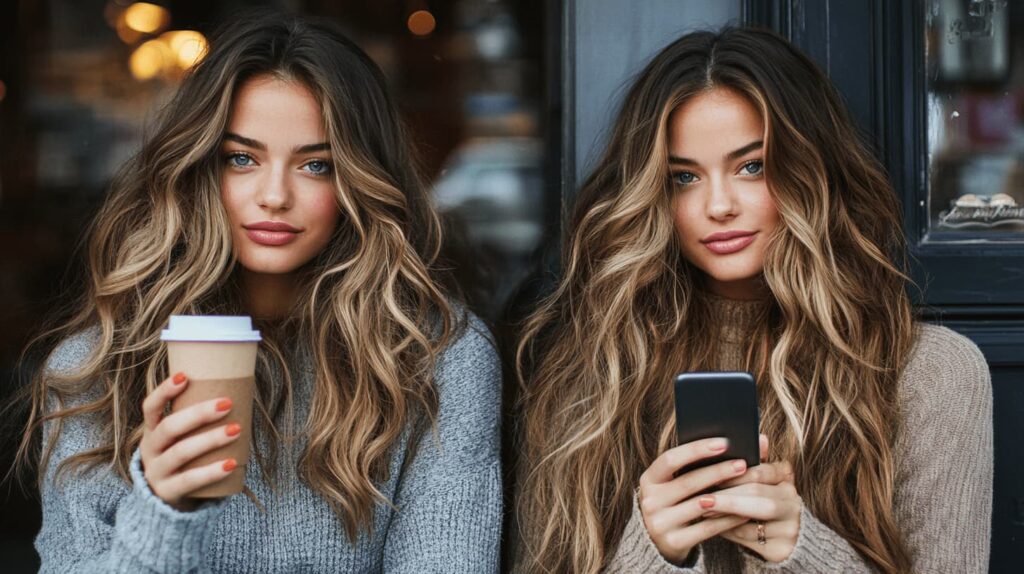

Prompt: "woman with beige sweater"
[513,27,991,573]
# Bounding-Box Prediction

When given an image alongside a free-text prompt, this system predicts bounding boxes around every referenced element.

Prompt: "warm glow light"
[162,30,208,69]
[0,80,6,103]
[407,10,436,36]
[115,13,143,44]
[129,39,172,80]
[124,2,169,34]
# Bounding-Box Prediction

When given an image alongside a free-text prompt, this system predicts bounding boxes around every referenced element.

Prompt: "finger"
[645,493,720,536]
[142,373,189,432]
[148,423,242,479]
[725,517,799,546]
[759,434,769,462]
[652,458,748,507]
[642,437,729,485]
[664,515,749,552]
[149,397,233,453]
[699,490,797,522]
[716,480,799,502]
[718,461,789,489]
[154,457,239,503]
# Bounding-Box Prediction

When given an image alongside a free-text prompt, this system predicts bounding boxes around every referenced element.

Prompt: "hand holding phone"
[634,371,765,565]
[637,437,755,565]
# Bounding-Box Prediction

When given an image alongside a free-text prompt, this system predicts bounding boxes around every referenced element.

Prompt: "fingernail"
[709,438,728,452]
[732,460,747,473]
[226,423,242,437]
[216,398,233,412]
[172,373,186,384]
[222,458,237,472]
[699,496,715,509]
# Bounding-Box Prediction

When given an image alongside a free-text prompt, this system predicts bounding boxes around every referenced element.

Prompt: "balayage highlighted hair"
[515,27,915,573]
[16,13,460,540]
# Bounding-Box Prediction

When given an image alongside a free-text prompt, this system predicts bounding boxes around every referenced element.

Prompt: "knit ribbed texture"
[605,295,993,573]
[35,313,503,573]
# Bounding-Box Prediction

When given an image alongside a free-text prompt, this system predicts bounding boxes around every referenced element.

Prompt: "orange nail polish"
[172,373,186,384]
[699,496,715,509]
[226,423,242,437]
[216,398,233,412]
[222,458,237,472]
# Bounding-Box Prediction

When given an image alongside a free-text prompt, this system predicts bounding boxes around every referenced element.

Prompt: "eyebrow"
[668,140,763,166]
[223,132,330,154]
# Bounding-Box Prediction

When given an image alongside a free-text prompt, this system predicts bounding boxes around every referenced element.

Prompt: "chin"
[700,263,765,285]
[236,254,309,276]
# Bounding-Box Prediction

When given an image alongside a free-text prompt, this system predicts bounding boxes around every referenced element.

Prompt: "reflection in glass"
[925,0,1023,239]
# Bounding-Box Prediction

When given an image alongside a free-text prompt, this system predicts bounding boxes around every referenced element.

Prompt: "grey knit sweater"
[35,314,502,573]
[605,296,993,573]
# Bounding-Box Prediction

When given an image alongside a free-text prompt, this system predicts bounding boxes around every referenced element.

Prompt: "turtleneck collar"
[704,291,766,345]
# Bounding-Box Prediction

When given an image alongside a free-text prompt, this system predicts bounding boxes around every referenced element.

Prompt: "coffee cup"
[161,315,261,498]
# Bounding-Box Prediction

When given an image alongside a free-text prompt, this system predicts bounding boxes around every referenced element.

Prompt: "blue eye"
[671,171,698,186]
[226,152,254,168]
[740,160,764,176]
[303,160,332,176]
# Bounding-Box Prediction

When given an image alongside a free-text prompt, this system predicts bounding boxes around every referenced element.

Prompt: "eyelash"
[670,160,764,186]
[223,152,333,177]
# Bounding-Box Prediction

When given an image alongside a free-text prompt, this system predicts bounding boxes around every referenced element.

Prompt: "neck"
[239,269,299,320]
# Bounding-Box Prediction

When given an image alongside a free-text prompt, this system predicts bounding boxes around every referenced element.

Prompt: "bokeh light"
[162,30,208,69]
[123,2,170,34]
[407,10,436,37]
[129,39,172,80]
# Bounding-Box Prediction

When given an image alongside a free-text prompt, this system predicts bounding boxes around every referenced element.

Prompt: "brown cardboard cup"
[162,316,260,498]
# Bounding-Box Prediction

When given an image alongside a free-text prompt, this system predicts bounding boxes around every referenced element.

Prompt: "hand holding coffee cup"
[139,372,243,511]
[140,316,261,510]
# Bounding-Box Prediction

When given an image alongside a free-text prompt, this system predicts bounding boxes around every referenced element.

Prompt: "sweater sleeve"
[603,491,710,573]
[889,325,992,572]
[382,314,503,573]
[34,331,225,573]
[736,505,872,573]
[738,325,992,574]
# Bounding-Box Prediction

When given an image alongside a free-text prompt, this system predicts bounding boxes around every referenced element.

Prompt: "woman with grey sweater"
[513,27,991,573]
[19,13,501,573]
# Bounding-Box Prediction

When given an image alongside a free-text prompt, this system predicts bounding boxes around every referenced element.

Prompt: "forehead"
[227,75,325,142]
[667,87,764,155]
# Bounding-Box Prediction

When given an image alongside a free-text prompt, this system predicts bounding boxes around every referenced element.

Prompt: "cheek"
[751,189,781,232]
[670,193,701,242]
[220,177,247,224]
[304,190,342,235]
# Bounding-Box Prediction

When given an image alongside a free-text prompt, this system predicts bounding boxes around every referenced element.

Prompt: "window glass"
[925,0,1023,240]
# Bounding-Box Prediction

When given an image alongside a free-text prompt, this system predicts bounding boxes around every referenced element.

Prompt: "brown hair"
[515,27,914,573]
[16,12,460,541]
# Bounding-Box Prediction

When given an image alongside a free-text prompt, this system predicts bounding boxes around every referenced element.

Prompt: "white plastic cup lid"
[160,315,262,342]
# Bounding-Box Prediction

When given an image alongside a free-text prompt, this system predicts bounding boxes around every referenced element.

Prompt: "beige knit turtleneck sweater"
[605,295,993,573]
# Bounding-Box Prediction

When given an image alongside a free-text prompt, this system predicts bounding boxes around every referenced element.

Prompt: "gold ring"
[756,521,767,545]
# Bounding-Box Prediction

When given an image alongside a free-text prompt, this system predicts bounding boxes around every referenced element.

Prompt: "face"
[220,75,341,278]
[667,87,780,300]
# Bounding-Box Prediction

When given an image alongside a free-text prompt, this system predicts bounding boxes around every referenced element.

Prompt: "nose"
[256,165,292,211]
[705,174,737,221]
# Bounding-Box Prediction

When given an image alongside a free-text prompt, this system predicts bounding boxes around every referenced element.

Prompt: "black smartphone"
[674,371,760,474]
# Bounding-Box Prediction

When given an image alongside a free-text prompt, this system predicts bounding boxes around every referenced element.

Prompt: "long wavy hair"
[515,27,915,573]
[15,13,461,540]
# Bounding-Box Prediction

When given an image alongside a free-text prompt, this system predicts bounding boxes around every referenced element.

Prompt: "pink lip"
[244,221,301,232]
[701,230,758,255]
[243,221,302,246]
